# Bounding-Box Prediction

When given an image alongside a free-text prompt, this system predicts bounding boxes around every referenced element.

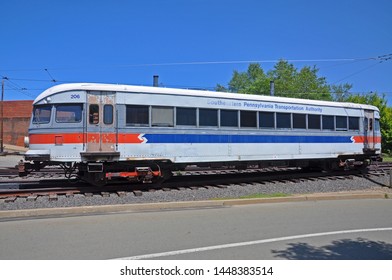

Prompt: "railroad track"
[0,166,66,183]
[369,161,392,172]
[0,163,391,203]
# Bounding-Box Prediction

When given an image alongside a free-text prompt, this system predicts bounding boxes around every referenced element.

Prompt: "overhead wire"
[331,54,392,84]
[0,53,391,99]
[4,83,36,99]
[0,55,382,72]
[332,61,383,84]
[1,75,37,98]
[44,69,57,83]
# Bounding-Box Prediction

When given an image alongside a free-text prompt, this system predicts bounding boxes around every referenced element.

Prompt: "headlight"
[24,136,29,148]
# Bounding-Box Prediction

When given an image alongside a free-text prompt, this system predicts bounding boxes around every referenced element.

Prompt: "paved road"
[0,199,391,259]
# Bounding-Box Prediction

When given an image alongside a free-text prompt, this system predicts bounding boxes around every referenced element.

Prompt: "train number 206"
[71,94,80,99]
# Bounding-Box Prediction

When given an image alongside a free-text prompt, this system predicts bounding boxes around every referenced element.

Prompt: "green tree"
[217,63,270,95]
[330,83,353,102]
[217,60,333,100]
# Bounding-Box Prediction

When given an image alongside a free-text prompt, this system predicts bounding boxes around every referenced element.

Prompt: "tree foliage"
[217,60,333,100]
[216,60,392,154]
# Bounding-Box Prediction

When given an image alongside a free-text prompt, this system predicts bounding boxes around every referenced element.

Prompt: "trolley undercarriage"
[18,154,381,187]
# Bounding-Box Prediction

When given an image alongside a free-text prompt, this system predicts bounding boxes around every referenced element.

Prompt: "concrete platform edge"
[0,191,389,219]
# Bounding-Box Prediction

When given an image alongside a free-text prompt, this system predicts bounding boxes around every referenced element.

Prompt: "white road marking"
[114,227,392,260]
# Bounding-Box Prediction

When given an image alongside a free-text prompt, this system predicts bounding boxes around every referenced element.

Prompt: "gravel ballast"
[1,173,391,211]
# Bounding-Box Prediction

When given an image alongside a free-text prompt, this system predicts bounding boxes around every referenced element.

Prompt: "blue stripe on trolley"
[143,134,353,144]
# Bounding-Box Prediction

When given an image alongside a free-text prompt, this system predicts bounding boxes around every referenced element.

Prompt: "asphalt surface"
[1,153,392,260]
[1,198,391,260]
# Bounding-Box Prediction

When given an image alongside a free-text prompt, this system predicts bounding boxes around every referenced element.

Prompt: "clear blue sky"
[1,0,391,103]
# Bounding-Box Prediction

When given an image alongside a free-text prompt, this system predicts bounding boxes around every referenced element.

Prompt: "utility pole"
[0,78,4,154]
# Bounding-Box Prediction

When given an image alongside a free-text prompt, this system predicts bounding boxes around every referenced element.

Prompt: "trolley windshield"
[32,104,52,124]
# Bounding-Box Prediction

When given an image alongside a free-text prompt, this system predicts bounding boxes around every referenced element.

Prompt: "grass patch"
[382,155,392,162]
[212,192,290,200]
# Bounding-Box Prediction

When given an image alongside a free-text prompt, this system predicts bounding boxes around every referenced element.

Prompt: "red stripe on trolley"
[352,136,381,144]
[29,133,84,144]
[29,133,144,144]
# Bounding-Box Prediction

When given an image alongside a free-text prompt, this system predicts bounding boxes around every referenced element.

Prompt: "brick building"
[2,100,33,147]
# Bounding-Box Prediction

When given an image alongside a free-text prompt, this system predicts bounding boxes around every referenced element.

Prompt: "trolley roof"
[34,83,379,112]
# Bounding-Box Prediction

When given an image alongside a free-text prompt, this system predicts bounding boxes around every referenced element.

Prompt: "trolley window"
[375,119,380,132]
[276,113,291,129]
[220,109,238,127]
[56,104,82,123]
[89,104,99,124]
[322,115,334,130]
[336,116,348,131]
[240,111,257,128]
[308,114,321,129]
[103,104,113,125]
[152,106,174,127]
[126,105,149,126]
[348,117,359,131]
[176,107,196,126]
[32,105,51,124]
[293,114,306,129]
[259,112,274,129]
[199,108,218,127]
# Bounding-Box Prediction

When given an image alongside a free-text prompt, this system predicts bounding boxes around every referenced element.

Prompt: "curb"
[0,191,388,219]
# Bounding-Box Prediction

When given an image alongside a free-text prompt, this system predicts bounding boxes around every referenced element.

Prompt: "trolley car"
[20,83,381,185]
